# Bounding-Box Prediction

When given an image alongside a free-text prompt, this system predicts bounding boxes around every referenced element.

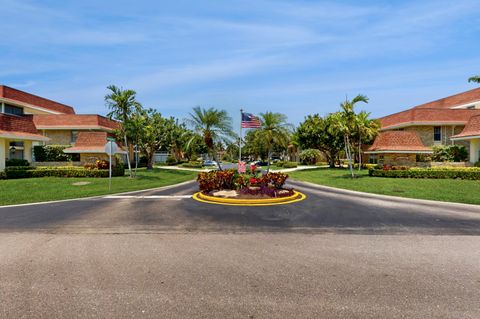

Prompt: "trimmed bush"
[33,145,72,162]
[282,161,298,168]
[299,149,322,165]
[4,166,125,179]
[432,145,468,162]
[369,167,480,180]
[180,161,203,168]
[6,159,30,167]
[166,156,177,166]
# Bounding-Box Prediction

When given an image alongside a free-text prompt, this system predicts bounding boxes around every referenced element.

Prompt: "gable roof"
[413,87,480,110]
[0,113,49,141]
[32,114,119,131]
[366,131,432,153]
[451,115,480,140]
[379,108,480,130]
[0,85,75,114]
[63,131,126,154]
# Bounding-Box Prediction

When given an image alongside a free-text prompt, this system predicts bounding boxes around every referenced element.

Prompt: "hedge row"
[276,161,298,168]
[180,161,203,168]
[2,166,125,179]
[369,167,480,180]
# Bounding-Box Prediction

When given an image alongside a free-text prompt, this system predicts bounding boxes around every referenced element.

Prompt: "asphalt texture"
[1,180,480,318]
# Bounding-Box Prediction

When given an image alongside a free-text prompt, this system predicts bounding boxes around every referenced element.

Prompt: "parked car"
[203,160,218,166]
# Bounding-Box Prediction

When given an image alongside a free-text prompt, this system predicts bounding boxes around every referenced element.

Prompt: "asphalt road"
[1,180,480,318]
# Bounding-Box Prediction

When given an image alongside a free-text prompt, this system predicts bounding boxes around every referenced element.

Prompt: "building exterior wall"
[370,153,417,166]
[80,153,109,165]
[42,130,73,145]
[0,138,5,171]
[470,139,480,164]
[400,125,470,152]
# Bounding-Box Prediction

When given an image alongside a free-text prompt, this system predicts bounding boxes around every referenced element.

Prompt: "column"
[23,140,33,163]
[0,138,5,171]
[470,139,479,164]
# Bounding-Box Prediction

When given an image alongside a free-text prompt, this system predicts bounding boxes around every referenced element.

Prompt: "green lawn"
[0,168,197,206]
[289,168,480,205]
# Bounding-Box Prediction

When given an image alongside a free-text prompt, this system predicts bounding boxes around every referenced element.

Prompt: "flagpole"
[239,108,243,162]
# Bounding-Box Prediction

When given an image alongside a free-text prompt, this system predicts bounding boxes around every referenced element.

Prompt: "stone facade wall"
[377,153,416,166]
[403,125,469,151]
[42,130,73,145]
[80,153,109,165]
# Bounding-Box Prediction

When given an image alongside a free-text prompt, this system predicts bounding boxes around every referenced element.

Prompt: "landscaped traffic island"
[193,166,306,206]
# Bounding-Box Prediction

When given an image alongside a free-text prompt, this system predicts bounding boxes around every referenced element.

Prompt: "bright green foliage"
[3,166,125,179]
[33,145,72,162]
[432,145,468,162]
[187,106,236,170]
[369,167,480,180]
[299,149,322,165]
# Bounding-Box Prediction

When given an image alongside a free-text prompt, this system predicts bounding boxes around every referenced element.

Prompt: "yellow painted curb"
[192,191,306,206]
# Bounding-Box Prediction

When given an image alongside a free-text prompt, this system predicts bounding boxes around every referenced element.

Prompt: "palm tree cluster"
[468,75,480,84]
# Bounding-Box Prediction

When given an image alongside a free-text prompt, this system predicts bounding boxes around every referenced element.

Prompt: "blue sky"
[1,0,480,127]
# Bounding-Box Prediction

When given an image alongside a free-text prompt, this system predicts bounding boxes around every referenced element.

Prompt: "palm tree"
[257,112,292,172]
[332,94,369,178]
[105,85,142,177]
[186,106,236,170]
[468,76,480,83]
[355,111,379,171]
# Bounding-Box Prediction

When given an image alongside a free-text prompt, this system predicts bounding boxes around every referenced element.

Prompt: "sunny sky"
[1,0,480,127]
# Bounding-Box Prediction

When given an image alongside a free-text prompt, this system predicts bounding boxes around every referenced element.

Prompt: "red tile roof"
[379,108,480,130]
[0,114,49,141]
[367,131,432,153]
[452,115,480,139]
[32,114,119,131]
[413,87,480,109]
[63,132,125,154]
[0,85,75,114]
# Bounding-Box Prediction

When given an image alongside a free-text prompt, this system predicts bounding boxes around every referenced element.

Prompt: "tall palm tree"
[468,76,480,83]
[334,94,369,178]
[186,106,236,170]
[105,85,142,177]
[257,112,292,172]
[355,110,379,171]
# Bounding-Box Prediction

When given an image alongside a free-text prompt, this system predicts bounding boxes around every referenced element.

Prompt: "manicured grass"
[289,168,480,205]
[0,168,197,206]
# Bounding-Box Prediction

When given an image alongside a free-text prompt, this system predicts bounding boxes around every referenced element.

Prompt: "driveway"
[1,181,479,318]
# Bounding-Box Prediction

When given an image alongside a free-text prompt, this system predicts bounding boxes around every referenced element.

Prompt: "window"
[369,155,377,164]
[4,104,24,116]
[466,105,475,109]
[433,126,442,142]
[71,130,79,144]
[9,141,24,160]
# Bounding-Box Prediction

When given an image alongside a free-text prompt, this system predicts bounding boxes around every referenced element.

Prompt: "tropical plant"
[468,75,480,83]
[256,111,292,172]
[186,106,236,170]
[329,94,369,177]
[355,110,379,171]
[105,85,142,177]
[294,114,344,168]
[299,149,322,165]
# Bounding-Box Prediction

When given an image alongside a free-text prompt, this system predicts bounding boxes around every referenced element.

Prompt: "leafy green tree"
[331,95,369,177]
[355,110,379,171]
[468,75,480,83]
[186,106,236,170]
[295,114,344,168]
[105,85,142,177]
[257,112,292,172]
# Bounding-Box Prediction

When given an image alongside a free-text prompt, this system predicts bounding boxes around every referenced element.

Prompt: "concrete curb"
[0,179,196,209]
[289,179,480,210]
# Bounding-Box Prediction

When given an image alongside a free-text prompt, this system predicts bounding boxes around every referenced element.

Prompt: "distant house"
[0,85,122,171]
[366,88,480,165]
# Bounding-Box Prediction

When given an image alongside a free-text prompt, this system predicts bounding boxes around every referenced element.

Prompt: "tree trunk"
[147,150,154,170]
[124,133,133,177]
[358,136,362,172]
[211,148,222,171]
[344,135,354,178]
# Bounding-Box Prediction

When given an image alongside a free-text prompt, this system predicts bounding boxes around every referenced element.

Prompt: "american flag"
[241,112,261,128]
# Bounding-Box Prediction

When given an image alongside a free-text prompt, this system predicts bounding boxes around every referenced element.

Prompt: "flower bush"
[197,169,290,196]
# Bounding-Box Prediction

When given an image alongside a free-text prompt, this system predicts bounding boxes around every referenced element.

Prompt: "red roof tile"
[0,114,49,141]
[368,131,432,153]
[32,114,119,131]
[63,132,125,153]
[379,108,480,130]
[0,85,75,114]
[452,115,480,139]
[413,87,480,109]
